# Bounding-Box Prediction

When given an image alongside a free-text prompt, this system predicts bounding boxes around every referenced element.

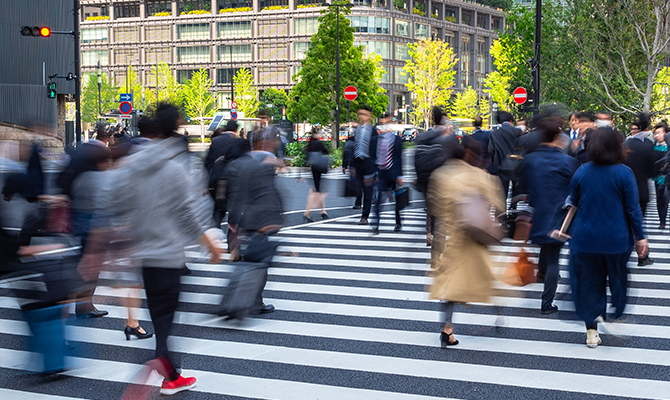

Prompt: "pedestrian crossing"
[1,208,670,399]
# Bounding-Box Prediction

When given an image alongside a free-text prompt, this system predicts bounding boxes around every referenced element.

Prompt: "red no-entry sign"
[513,87,528,105]
[344,86,358,101]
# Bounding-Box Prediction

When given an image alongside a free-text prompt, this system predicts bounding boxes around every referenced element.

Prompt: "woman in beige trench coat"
[427,136,504,347]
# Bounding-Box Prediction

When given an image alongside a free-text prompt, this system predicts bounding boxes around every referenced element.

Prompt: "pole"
[347,100,350,124]
[230,46,234,103]
[97,60,102,116]
[334,8,340,150]
[155,62,158,112]
[74,0,82,143]
[532,0,541,117]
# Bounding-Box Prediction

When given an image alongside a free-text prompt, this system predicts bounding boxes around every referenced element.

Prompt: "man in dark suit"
[370,113,403,233]
[470,116,491,171]
[488,111,522,202]
[625,118,655,266]
[204,120,240,172]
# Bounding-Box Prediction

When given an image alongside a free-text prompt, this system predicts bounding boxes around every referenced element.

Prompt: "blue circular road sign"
[119,101,132,114]
[231,111,238,120]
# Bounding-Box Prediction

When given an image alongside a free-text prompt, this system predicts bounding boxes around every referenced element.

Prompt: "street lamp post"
[96,60,102,116]
[323,2,353,149]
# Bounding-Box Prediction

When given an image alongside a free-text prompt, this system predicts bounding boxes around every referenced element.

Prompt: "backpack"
[490,126,523,182]
[208,155,229,202]
[414,128,457,194]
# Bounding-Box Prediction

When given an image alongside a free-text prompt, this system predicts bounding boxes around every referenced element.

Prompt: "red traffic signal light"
[20,26,51,37]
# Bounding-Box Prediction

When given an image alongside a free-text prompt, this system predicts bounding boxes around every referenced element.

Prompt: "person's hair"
[654,122,668,133]
[211,128,224,138]
[577,112,595,123]
[138,117,161,138]
[432,106,445,126]
[537,116,564,143]
[252,127,280,149]
[96,123,112,138]
[224,120,239,132]
[496,111,513,124]
[155,103,180,138]
[588,127,628,165]
[595,110,613,119]
[453,135,483,167]
[568,111,578,120]
[473,116,483,128]
[358,104,372,112]
[630,123,640,130]
[636,113,651,131]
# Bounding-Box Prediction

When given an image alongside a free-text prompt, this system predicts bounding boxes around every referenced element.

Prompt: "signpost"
[119,93,133,102]
[231,111,238,120]
[119,101,132,114]
[513,87,528,105]
[343,85,358,123]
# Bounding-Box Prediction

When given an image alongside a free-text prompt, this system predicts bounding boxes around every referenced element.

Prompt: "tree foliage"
[475,0,513,10]
[117,66,149,113]
[402,38,457,128]
[145,63,182,114]
[81,72,120,124]
[287,1,388,135]
[182,69,217,143]
[261,88,290,121]
[233,67,259,118]
[450,87,490,120]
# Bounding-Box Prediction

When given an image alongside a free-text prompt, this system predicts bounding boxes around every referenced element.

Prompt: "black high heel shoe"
[125,326,153,340]
[303,215,313,223]
[440,331,459,348]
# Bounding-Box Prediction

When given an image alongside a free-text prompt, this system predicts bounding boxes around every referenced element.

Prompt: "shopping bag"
[502,249,536,286]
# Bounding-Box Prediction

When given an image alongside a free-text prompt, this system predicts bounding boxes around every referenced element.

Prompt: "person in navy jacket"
[567,127,648,348]
[370,112,403,233]
[520,117,580,314]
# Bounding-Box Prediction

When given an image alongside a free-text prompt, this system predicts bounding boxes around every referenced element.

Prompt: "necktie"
[379,134,393,170]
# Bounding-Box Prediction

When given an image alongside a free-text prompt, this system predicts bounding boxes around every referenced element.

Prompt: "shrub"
[285,141,308,167]
[86,16,110,21]
[188,136,211,143]
[445,16,457,23]
[219,7,252,13]
[402,141,415,149]
[180,9,210,15]
[150,11,171,17]
[297,4,321,8]
[262,5,289,11]
[412,7,425,16]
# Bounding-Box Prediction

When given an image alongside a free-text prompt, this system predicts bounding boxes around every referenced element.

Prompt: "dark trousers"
[352,158,375,219]
[498,177,519,209]
[142,267,183,380]
[656,184,668,226]
[373,178,401,229]
[569,250,631,327]
[538,244,562,310]
[213,202,227,229]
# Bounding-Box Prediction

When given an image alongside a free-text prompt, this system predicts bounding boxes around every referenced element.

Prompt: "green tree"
[261,88,290,121]
[146,63,182,114]
[117,65,149,113]
[233,68,259,118]
[287,1,388,147]
[483,70,513,112]
[450,87,490,120]
[402,38,457,128]
[182,69,217,143]
[81,72,120,124]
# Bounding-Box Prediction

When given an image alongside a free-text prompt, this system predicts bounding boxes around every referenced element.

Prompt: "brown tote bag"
[503,249,537,286]
[457,194,504,245]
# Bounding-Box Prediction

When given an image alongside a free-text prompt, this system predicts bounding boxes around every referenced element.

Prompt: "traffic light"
[47,82,56,99]
[21,26,51,37]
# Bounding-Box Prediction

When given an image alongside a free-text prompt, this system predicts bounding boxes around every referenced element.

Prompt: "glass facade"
[394,43,410,61]
[355,41,390,59]
[294,42,310,59]
[380,65,391,83]
[82,28,108,43]
[146,47,172,64]
[395,19,410,37]
[178,69,206,83]
[146,25,171,41]
[218,0,253,9]
[217,21,252,38]
[415,23,429,40]
[178,46,210,62]
[461,35,471,87]
[217,68,240,84]
[352,0,388,7]
[177,23,210,40]
[395,66,408,84]
[258,66,288,84]
[146,0,172,15]
[114,26,140,42]
[260,0,289,9]
[258,19,288,36]
[217,45,252,61]
[258,43,288,60]
[115,2,141,18]
[115,48,140,64]
[348,16,390,34]
[82,50,109,66]
[294,17,319,36]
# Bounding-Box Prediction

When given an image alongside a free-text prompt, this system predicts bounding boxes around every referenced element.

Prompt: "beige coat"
[427,159,505,303]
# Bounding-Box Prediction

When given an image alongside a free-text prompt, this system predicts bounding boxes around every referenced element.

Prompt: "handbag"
[394,187,410,210]
[513,212,532,242]
[502,249,537,286]
[457,194,504,245]
[308,152,329,174]
[344,175,362,198]
[241,234,280,264]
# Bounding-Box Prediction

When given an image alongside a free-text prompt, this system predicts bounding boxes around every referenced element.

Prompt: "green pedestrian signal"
[47,82,56,99]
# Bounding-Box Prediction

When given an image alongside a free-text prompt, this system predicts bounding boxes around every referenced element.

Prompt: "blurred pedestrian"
[371,112,403,234]
[652,123,669,229]
[488,111,522,205]
[342,128,361,208]
[567,127,648,348]
[206,121,241,228]
[520,117,580,314]
[352,105,376,225]
[427,136,504,347]
[470,116,491,171]
[303,128,329,222]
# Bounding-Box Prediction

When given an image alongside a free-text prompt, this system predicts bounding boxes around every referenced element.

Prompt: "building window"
[258,44,288,60]
[218,0,252,10]
[413,0,426,17]
[351,0,387,8]
[217,68,240,84]
[146,25,171,41]
[178,0,211,14]
[177,23,210,40]
[445,7,457,23]
[146,47,172,64]
[415,23,429,39]
[178,46,210,62]
[380,65,391,83]
[348,16,390,34]
[431,3,440,19]
[115,48,140,65]
[445,33,454,48]
[217,21,252,38]
[461,35,471,87]
[477,40,487,74]
[115,2,141,18]
[114,26,140,42]
[462,10,473,26]
[82,50,109,66]
[259,0,288,9]
[294,42,310,59]
[296,0,322,5]
[259,66,288,84]
[217,44,252,62]
[393,0,407,13]
[395,20,410,37]
[492,17,502,31]
[81,5,109,21]
[147,1,172,16]
[294,17,319,36]
[178,69,208,83]
[355,41,390,59]
[395,66,408,84]
[477,14,488,29]
[258,19,288,36]
[81,28,108,43]
[394,43,410,61]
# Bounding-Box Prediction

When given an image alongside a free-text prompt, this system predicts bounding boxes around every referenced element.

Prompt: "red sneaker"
[159,375,197,396]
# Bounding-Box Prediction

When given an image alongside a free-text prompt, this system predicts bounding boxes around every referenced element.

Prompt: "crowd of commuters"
[2,103,668,395]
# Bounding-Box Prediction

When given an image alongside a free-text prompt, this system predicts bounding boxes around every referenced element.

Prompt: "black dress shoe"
[77,309,108,319]
[302,215,313,223]
[260,303,275,314]
[352,204,362,209]
[125,326,153,340]
[541,305,559,314]
[393,225,402,232]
